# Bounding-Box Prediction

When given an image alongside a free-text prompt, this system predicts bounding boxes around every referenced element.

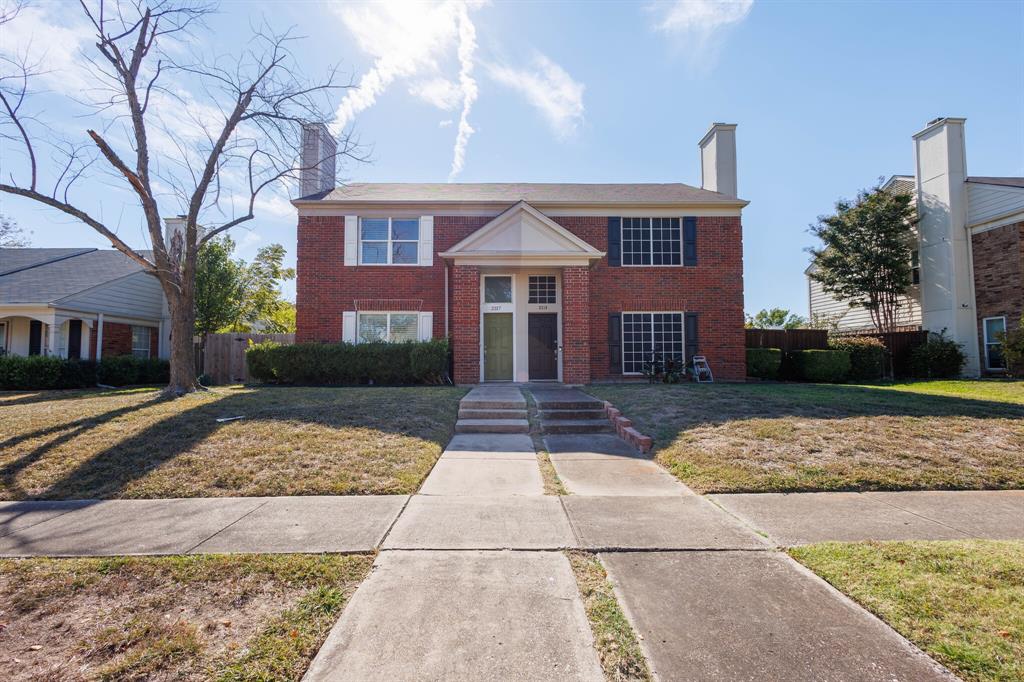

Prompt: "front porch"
[0,306,163,360]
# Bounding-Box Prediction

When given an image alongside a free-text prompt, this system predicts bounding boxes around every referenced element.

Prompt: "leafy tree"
[0,214,29,247]
[745,308,807,329]
[808,184,916,333]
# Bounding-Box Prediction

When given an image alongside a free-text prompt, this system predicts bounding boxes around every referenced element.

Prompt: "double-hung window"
[910,250,921,285]
[621,312,684,374]
[357,312,419,343]
[983,316,1007,371]
[622,218,682,266]
[360,218,419,265]
[131,326,151,359]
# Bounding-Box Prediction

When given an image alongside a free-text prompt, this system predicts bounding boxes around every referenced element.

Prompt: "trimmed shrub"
[746,348,782,380]
[789,349,851,383]
[0,355,65,390]
[57,359,97,389]
[908,332,966,378]
[1000,322,1024,377]
[828,336,886,381]
[246,339,451,385]
[96,355,170,386]
[0,354,164,390]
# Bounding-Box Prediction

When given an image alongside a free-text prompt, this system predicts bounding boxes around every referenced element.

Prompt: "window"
[621,312,684,374]
[622,218,681,266]
[484,276,513,304]
[131,326,151,359]
[360,217,419,265]
[911,250,920,285]
[357,312,419,343]
[528,276,556,304]
[983,316,1007,370]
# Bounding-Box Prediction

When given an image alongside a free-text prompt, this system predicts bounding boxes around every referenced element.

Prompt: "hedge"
[908,333,966,378]
[0,354,168,390]
[246,339,450,385]
[746,348,782,380]
[788,349,851,383]
[828,336,886,381]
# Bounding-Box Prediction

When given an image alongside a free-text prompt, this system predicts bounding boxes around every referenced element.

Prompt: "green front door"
[483,313,514,381]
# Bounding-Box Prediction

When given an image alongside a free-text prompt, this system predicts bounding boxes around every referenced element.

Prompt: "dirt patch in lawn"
[790,540,1023,682]
[588,382,1024,493]
[0,553,372,681]
[0,385,464,500]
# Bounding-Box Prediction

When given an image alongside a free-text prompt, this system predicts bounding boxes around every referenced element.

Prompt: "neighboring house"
[807,117,1024,376]
[0,247,168,360]
[293,123,748,384]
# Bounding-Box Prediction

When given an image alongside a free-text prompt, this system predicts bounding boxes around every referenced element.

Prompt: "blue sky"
[1,0,1022,315]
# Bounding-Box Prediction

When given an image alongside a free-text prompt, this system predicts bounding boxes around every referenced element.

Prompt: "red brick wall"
[451,265,481,384]
[972,221,1024,372]
[562,266,591,383]
[295,212,746,382]
[86,322,157,359]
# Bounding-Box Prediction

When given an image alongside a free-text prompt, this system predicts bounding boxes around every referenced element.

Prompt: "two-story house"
[293,123,748,384]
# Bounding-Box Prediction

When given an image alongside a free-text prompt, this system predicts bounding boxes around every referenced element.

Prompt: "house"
[0,247,169,360]
[293,122,748,384]
[807,117,1024,376]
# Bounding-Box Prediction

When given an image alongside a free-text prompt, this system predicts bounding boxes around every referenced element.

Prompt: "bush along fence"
[246,339,450,385]
[0,354,170,390]
[199,332,295,385]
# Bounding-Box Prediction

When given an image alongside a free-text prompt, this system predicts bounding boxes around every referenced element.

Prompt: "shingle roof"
[966,177,1024,189]
[883,175,915,196]
[303,182,746,205]
[0,248,152,304]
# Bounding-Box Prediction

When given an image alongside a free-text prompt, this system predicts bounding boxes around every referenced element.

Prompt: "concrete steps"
[459,408,528,420]
[533,388,613,435]
[540,419,613,434]
[454,386,529,435]
[539,408,606,421]
[455,419,530,434]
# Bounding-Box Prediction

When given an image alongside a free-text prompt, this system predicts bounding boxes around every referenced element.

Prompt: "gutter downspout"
[444,264,450,338]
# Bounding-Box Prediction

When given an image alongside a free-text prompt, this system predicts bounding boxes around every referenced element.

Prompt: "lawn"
[790,540,1024,682]
[0,385,465,500]
[588,380,1024,493]
[0,553,373,681]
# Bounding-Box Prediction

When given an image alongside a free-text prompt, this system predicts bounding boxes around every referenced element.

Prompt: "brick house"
[807,117,1024,375]
[294,123,748,385]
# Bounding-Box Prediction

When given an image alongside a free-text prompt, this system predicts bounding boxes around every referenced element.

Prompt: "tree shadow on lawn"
[0,387,160,409]
[1,386,463,502]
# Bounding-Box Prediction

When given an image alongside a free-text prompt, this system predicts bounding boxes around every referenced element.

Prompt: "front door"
[528,313,558,380]
[67,320,82,359]
[483,313,513,381]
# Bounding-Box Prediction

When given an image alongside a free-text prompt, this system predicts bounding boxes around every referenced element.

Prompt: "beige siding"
[808,277,921,331]
[968,183,1024,227]
[57,271,164,319]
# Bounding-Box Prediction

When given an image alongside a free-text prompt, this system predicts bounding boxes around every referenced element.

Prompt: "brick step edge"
[598,399,654,454]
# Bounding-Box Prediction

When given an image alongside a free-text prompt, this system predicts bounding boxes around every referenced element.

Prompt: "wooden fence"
[199,332,294,384]
[745,328,829,351]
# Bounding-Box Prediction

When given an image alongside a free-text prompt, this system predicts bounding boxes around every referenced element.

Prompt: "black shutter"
[608,313,622,372]
[607,217,621,267]
[29,320,42,355]
[683,216,697,266]
[684,313,699,364]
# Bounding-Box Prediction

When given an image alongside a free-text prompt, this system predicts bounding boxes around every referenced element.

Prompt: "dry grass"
[0,385,465,500]
[522,388,567,495]
[0,553,373,681]
[588,381,1024,493]
[790,540,1024,682]
[566,551,651,682]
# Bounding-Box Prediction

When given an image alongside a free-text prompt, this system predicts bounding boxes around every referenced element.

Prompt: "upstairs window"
[360,218,419,265]
[131,326,151,359]
[622,218,682,266]
[621,312,684,374]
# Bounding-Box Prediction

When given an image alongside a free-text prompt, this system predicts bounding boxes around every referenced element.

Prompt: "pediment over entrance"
[439,201,604,266]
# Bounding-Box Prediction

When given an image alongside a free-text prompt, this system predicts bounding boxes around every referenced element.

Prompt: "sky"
[1,0,1022,316]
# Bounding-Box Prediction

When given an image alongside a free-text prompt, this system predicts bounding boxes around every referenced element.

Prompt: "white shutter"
[344,215,358,266]
[418,215,434,266]
[342,311,357,343]
[418,312,434,341]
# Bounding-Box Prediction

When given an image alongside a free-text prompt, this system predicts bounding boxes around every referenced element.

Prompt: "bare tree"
[0,0,358,394]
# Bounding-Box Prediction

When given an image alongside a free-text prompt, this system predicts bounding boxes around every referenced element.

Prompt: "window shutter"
[419,216,434,266]
[608,313,622,372]
[607,217,621,267]
[683,216,697,266]
[418,312,434,341]
[684,312,699,363]
[344,216,358,266]
[342,311,356,343]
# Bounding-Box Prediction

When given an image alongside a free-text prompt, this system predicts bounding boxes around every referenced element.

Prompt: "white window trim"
[621,217,684,268]
[131,325,151,359]
[621,311,685,375]
[982,315,1007,371]
[358,217,420,266]
[356,311,421,343]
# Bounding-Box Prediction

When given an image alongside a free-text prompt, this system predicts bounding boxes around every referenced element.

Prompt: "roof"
[882,175,915,196]
[966,177,1024,189]
[299,182,746,206]
[0,248,153,304]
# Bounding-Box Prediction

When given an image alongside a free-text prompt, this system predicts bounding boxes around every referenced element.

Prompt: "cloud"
[448,1,478,180]
[0,2,95,92]
[409,78,462,111]
[649,0,753,69]
[487,54,585,139]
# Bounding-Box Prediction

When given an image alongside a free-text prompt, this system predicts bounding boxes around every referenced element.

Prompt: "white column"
[47,322,59,357]
[96,313,104,360]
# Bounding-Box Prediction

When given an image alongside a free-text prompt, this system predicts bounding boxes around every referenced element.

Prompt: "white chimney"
[163,215,186,252]
[300,123,337,197]
[913,116,979,376]
[698,123,738,197]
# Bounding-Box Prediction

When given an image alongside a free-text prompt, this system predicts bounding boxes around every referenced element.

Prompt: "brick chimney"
[300,123,337,197]
[698,123,738,197]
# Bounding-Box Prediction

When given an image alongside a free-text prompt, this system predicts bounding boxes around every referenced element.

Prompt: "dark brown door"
[67,320,82,359]
[528,313,558,380]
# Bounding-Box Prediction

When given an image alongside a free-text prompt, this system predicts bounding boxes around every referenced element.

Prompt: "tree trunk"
[165,288,200,395]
